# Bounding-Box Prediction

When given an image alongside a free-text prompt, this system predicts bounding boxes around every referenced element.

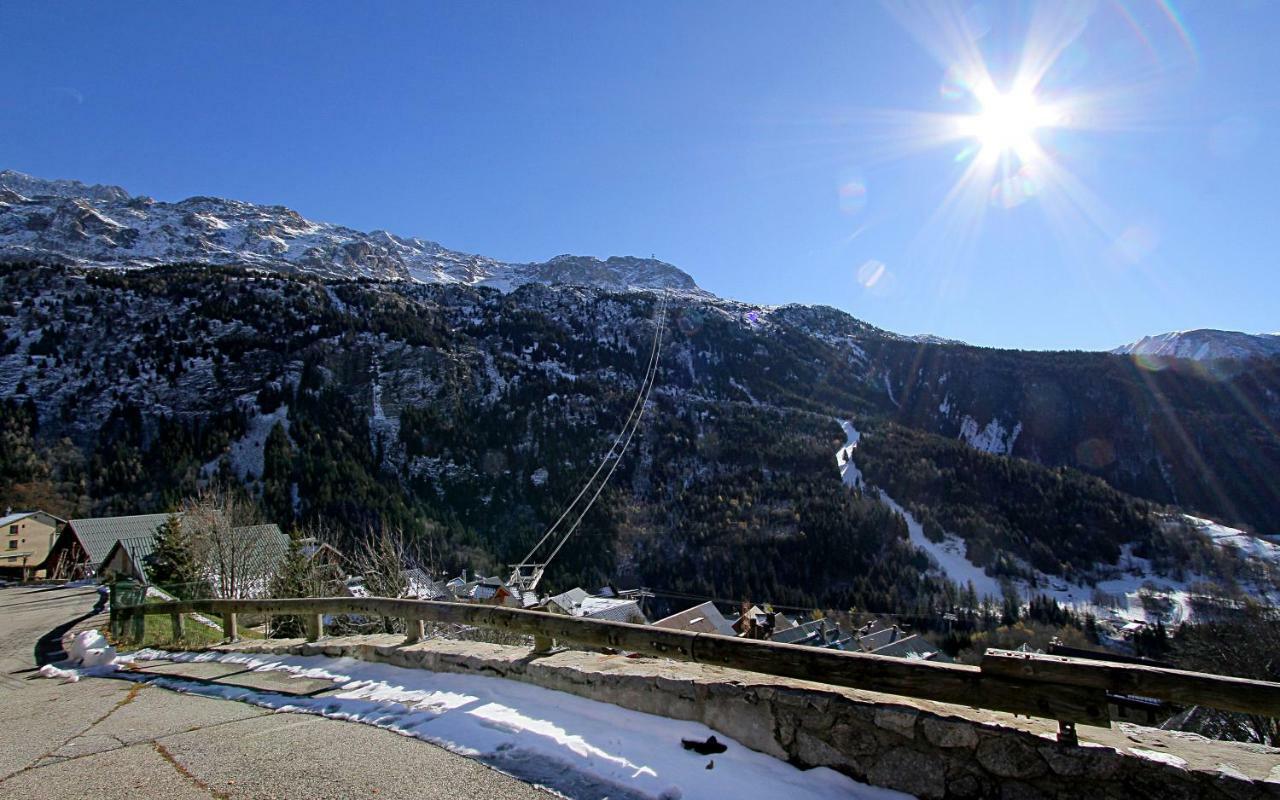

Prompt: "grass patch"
[116,598,266,650]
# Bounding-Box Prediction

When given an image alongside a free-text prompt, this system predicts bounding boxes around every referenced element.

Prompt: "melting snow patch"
[879,493,1004,600]
[835,419,864,489]
[958,415,1022,456]
[86,648,905,800]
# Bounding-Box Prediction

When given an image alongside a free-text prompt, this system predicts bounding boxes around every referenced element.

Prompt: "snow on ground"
[1184,515,1280,566]
[882,374,899,407]
[728,377,759,406]
[59,644,906,800]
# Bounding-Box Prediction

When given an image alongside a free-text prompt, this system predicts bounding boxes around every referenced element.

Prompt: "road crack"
[153,741,233,799]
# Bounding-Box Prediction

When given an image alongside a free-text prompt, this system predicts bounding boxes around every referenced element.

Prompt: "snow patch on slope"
[879,493,1005,599]
[203,403,289,482]
[958,415,1022,456]
[1184,514,1280,566]
[835,419,864,489]
[835,417,1001,597]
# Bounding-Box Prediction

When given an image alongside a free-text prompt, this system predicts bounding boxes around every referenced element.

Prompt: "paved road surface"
[0,585,556,800]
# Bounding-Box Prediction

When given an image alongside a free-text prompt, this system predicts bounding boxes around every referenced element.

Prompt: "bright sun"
[962,89,1057,156]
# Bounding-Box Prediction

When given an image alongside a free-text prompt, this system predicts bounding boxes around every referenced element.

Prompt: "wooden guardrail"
[118,596,1280,741]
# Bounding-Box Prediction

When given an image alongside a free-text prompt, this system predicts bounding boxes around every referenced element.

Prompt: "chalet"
[651,601,737,636]
[544,587,648,624]
[772,617,854,649]
[853,621,951,662]
[445,571,520,606]
[44,513,172,581]
[47,513,289,594]
[0,509,64,580]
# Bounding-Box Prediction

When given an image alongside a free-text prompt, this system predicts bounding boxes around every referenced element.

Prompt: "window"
[7,525,15,536]
[6,540,16,550]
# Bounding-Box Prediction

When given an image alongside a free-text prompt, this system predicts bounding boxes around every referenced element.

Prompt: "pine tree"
[269,534,316,638]
[147,513,209,599]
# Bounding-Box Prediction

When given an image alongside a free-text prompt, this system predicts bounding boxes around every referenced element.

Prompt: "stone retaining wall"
[210,636,1280,799]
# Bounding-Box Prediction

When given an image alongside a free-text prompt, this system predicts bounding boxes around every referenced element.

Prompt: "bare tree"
[180,485,275,599]
[1174,601,1280,745]
[349,526,424,633]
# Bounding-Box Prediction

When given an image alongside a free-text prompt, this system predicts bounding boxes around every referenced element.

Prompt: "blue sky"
[3,1,1277,350]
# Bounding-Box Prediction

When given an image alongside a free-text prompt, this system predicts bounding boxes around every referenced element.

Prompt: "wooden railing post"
[225,611,239,642]
[130,606,145,642]
[404,618,425,644]
[306,613,324,642]
[170,612,185,642]
[532,634,554,653]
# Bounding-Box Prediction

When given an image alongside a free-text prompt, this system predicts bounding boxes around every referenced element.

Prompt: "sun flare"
[960,89,1058,158]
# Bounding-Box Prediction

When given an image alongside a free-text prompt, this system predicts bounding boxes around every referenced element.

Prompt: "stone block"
[976,735,1049,779]
[921,716,979,749]
[866,746,946,800]
[1038,743,1121,778]
[874,706,919,739]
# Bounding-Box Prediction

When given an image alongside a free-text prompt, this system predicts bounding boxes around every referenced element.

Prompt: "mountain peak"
[0,170,701,295]
[1112,329,1280,361]
[0,169,130,203]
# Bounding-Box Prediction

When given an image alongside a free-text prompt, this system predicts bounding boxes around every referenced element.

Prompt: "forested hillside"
[2,263,1276,616]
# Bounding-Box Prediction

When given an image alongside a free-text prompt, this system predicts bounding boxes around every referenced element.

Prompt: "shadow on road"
[33,589,108,667]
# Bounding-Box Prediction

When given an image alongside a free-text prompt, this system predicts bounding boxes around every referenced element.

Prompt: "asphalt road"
[0,585,556,800]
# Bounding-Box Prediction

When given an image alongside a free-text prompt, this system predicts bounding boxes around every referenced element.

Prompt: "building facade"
[0,510,64,580]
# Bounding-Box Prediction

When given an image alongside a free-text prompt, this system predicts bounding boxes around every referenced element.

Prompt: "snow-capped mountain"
[0,169,700,294]
[1112,329,1280,362]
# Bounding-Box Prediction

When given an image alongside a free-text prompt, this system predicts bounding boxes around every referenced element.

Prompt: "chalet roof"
[547,587,590,612]
[0,510,65,528]
[652,601,736,636]
[405,568,447,600]
[575,596,646,623]
[227,524,290,577]
[68,513,172,566]
[869,633,944,660]
[855,625,907,652]
[92,521,288,581]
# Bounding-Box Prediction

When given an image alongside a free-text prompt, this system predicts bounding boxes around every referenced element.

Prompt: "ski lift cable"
[515,293,666,565]
[514,293,669,566]
[534,293,667,567]
[540,295,667,568]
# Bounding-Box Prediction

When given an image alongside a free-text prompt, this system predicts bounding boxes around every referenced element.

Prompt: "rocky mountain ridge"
[0,170,700,294]
[1113,329,1280,362]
